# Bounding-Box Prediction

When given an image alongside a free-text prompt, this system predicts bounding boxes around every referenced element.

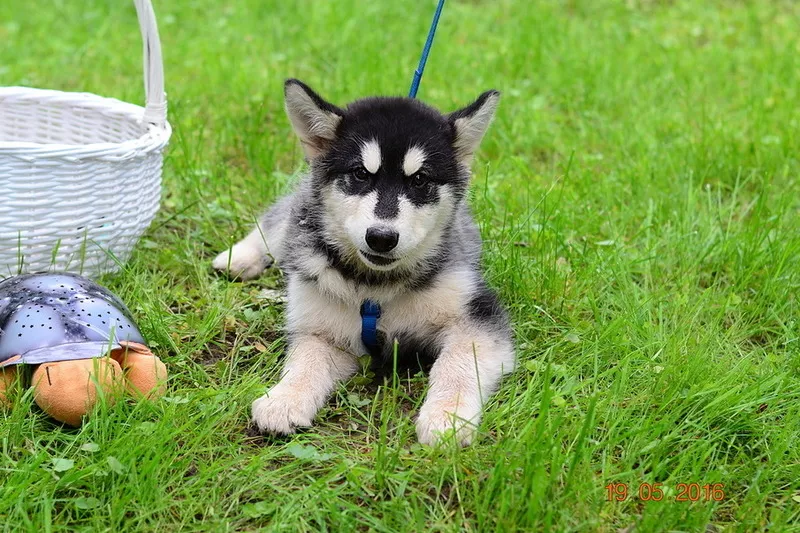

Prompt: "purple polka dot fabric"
[0,273,146,366]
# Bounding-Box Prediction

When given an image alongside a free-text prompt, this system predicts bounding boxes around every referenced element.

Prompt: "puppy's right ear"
[284,79,344,160]
[447,90,500,167]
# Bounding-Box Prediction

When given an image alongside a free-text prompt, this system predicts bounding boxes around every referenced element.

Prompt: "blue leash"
[361,0,447,352]
[408,0,446,98]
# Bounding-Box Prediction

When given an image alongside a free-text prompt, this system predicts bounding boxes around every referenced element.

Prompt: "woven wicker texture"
[0,0,171,277]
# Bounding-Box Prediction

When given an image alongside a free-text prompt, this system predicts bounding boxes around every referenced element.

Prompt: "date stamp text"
[605,483,725,502]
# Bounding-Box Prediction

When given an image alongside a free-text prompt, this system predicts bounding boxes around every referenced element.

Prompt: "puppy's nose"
[365,226,399,253]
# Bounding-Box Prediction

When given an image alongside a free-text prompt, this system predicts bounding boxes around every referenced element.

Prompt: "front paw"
[251,388,316,435]
[212,244,270,281]
[416,403,480,447]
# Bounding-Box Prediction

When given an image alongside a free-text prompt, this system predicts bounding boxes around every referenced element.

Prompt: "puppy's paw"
[251,388,315,435]
[416,403,480,447]
[212,243,270,281]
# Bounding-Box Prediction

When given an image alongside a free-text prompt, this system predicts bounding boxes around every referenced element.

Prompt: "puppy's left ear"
[448,90,500,166]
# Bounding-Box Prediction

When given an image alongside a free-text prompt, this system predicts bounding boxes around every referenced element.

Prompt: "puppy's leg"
[252,335,358,434]
[416,323,515,446]
[213,225,271,280]
[213,196,292,280]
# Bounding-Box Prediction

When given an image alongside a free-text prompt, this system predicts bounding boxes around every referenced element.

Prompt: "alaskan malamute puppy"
[214,80,515,446]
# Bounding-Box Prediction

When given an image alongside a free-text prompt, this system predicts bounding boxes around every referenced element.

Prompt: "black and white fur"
[213,80,514,446]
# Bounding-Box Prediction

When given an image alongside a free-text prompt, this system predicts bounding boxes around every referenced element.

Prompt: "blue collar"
[360,299,382,351]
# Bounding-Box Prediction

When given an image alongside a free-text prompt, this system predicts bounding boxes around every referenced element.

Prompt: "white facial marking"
[321,182,456,273]
[327,188,379,250]
[394,196,440,251]
[402,145,427,176]
[361,139,382,174]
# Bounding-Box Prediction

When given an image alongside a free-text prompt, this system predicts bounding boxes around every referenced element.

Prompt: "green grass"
[2,0,800,530]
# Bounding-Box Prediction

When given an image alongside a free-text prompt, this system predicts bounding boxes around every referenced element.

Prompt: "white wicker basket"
[0,0,171,277]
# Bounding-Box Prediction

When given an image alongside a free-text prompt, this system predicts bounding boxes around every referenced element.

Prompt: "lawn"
[2,0,800,530]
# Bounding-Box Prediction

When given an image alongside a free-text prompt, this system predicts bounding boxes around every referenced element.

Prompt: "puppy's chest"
[378,294,459,336]
[356,272,472,337]
[290,269,472,350]
[365,296,458,368]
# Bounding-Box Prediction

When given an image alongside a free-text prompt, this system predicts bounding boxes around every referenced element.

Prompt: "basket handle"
[134,0,167,127]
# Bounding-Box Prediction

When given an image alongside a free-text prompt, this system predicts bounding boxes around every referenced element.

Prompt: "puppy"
[214,80,514,446]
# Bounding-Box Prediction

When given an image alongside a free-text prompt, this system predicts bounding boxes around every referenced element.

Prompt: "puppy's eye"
[352,168,371,182]
[411,172,429,188]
